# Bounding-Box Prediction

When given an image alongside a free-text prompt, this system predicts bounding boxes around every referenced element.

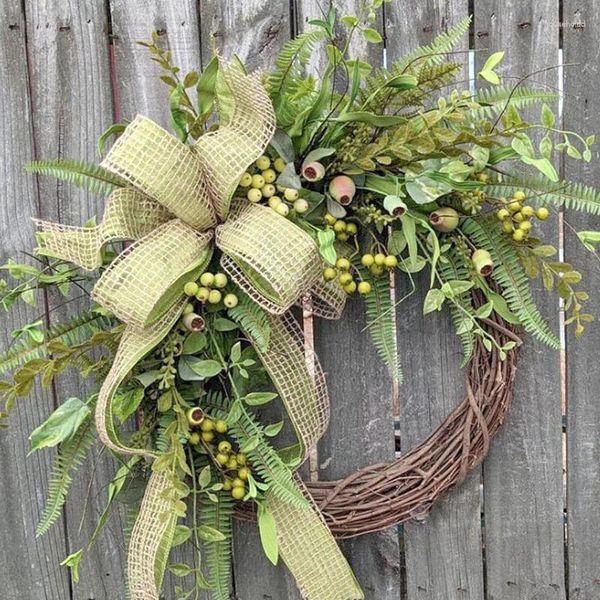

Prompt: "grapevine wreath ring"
[235,290,520,538]
[2,7,599,600]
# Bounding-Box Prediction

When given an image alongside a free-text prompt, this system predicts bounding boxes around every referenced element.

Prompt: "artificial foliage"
[1,3,599,599]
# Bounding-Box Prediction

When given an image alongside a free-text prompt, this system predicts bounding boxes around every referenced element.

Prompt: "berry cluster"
[186,408,251,501]
[324,213,358,242]
[360,252,398,277]
[459,189,486,215]
[323,257,372,295]
[238,155,309,216]
[495,190,550,242]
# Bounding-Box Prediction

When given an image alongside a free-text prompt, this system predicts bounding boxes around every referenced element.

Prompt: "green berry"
[336,257,351,270]
[274,157,286,172]
[521,205,535,218]
[384,255,398,268]
[247,188,262,203]
[256,155,271,170]
[338,272,353,285]
[275,203,289,217]
[216,453,229,465]
[238,467,250,481]
[231,486,245,500]
[536,207,550,220]
[501,221,513,234]
[513,190,526,201]
[196,287,210,302]
[188,432,201,445]
[507,200,522,213]
[208,289,222,304]
[218,440,232,454]
[370,264,385,276]
[261,183,276,198]
[239,172,252,187]
[200,272,214,287]
[215,420,228,433]
[201,431,214,443]
[361,254,375,267]
[344,281,357,294]
[496,208,510,221]
[236,453,247,465]
[513,211,524,223]
[222,479,233,491]
[232,477,245,488]
[323,267,337,281]
[374,253,386,266]
[346,222,358,236]
[227,457,238,470]
[324,213,337,226]
[262,168,276,183]
[251,174,265,188]
[358,281,372,295]
[200,419,215,432]
[333,220,346,233]
[268,196,282,209]
[519,220,532,232]
[223,293,238,308]
[284,188,299,201]
[337,232,349,242]
[184,281,199,296]
[512,229,526,242]
[182,302,195,315]
[213,273,228,288]
[293,198,309,213]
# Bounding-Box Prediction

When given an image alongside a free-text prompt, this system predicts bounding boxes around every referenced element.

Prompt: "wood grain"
[563,3,600,599]
[387,2,484,598]
[474,3,566,599]
[0,1,72,598]
[23,2,126,597]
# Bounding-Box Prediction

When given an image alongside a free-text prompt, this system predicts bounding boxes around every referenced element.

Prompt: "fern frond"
[0,310,113,375]
[472,85,559,121]
[36,417,95,536]
[438,249,476,366]
[266,30,327,105]
[461,218,559,348]
[484,174,600,215]
[201,491,234,600]
[363,274,402,382]
[392,16,471,72]
[230,409,307,508]
[228,294,271,353]
[25,159,125,195]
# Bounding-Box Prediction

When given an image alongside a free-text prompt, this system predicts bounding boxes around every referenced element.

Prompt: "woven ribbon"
[35,61,361,600]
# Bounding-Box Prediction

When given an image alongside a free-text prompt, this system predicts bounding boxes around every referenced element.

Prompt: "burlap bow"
[34,62,362,600]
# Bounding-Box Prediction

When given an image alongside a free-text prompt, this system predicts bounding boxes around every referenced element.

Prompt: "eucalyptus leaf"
[257,503,279,565]
[182,332,207,355]
[244,391,278,406]
[29,397,90,453]
[276,162,302,189]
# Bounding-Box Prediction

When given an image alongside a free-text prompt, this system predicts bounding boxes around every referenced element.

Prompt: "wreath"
[1,6,599,600]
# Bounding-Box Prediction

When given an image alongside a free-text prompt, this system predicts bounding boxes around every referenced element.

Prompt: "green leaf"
[511,135,535,159]
[113,387,144,423]
[29,398,90,454]
[423,289,445,314]
[172,525,192,547]
[240,435,260,453]
[257,503,279,565]
[197,56,218,116]
[334,111,406,127]
[198,465,212,489]
[244,392,278,406]
[197,524,226,543]
[478,51,504,84]
[169,563,194,577]
[182,332,207,355]
[214,318,238,332]
[520,156,559,182]
[264,421,285,437]
[362,27,383,44]
[61,549,83,583]
[178,357,222,381]
[385,74,418,89]
[541,103,556,127]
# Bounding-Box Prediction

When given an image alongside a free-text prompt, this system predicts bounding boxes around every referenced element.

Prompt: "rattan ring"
[235,290,521,538]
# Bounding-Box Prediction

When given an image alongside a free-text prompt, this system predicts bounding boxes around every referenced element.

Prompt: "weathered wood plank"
[387,2,484,599]
[110,0,202,127]
[0,2,72,598]
[474,3,566,599]
[563,4,600,599]
[295,2,402,598]
[23,2,125,597]
[199,2,300,598]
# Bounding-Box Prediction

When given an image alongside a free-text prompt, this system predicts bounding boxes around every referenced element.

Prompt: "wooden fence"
[0,1,598,599]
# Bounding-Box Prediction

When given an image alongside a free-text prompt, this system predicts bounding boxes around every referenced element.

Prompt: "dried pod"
[429,207,459,232]
[302,161,325,182]
[471,249,494,276]
[328,175,356,206]
[182,313,206,332]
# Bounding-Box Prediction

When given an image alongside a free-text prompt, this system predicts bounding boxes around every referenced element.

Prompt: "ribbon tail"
[267,479,364,600]
[34,189,171,270]
[127,470,177,600]
[95,300,184,457]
